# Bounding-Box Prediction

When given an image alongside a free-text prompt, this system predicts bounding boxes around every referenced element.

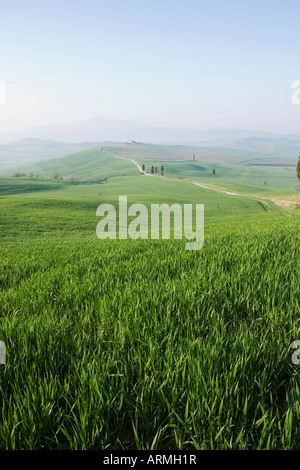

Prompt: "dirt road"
[103,148,300,210]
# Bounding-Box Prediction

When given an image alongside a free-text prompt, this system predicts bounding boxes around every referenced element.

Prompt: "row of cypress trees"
[141,165,164,176]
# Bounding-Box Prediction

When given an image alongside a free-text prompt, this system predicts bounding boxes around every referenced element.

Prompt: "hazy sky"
[1,0,300,132]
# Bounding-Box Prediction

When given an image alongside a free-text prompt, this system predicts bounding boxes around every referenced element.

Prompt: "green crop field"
[0,139,107,172]
[0,161,300,450]
[3,0,300,456]
[105,142,297,165]
[3,143,299,197]
[0,148,137,180]
[134,159,298,195]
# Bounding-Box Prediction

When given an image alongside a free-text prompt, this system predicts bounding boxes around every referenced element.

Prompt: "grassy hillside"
[1,142,298,197]
[108,144,299,194]
[0,175,272,228]
[0,138,109,171]
[106,142,299,166]
[223,137,300,161]
[134,160,298,194]
[0,148,138,179]
[106,142,264,164]
[0,176,300,450]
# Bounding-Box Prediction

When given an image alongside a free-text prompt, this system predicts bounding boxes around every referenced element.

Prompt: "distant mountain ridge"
[0,116,298,146]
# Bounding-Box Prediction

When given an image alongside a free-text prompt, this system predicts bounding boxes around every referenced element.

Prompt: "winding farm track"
[103,149,300,210]
[189,182,300,211]
[103,149,148,175]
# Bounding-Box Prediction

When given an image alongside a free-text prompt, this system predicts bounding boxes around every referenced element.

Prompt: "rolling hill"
[106,142,263,164]
[0,138,114,171]
[1,142,299,195]
[0,148,138,179]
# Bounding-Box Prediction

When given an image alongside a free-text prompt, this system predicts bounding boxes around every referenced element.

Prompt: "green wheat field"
[0,146,300,450]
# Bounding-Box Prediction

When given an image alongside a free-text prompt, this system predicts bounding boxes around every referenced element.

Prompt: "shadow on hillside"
[0,178,105,196]
[0,182,64,196]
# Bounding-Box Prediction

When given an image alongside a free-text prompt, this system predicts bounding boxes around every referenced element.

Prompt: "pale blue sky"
[1,0,300,132]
